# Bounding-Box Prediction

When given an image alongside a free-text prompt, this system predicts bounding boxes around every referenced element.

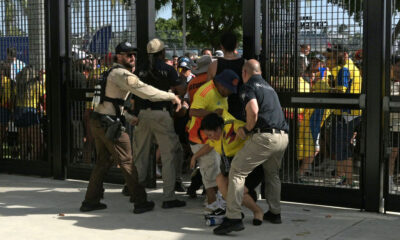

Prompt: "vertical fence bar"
[136,0,155,67]
[47,0,68,179]
[243,0,261,60]
[261,0,269,81]
[363,0,386,212]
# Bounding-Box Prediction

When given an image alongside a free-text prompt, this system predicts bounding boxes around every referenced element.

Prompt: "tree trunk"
[27,0,45,70]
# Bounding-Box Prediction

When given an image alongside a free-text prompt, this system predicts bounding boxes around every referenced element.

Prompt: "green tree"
[155,18,183,47]
[156,0,242,49]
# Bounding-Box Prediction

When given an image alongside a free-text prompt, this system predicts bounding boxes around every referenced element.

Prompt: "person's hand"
[171,95,182,112]
[214,108,223,116]
[130,116,139,126]
[237,127,247,140]
[182,100,189,110]
[190,155,197,169]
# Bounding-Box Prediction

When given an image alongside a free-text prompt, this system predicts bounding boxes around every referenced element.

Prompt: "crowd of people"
[0,48,46,161]
[1,30,399,235]
[77,32,289,235]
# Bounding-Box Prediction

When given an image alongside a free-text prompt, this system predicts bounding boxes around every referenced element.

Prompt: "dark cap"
[311,53,326,62]
[327,44,349,53]
[115,41,137,54]
[214,69,240,94]
[178,57,192,70]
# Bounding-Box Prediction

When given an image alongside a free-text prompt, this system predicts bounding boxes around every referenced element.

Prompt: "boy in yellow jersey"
[191,113,264,226]
[297,54,333,178]
[187,69,240,211]
[325,49,362,186]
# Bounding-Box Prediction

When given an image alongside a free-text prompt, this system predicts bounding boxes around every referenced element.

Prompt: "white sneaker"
[216,191,226,209]
[204,201,219,214]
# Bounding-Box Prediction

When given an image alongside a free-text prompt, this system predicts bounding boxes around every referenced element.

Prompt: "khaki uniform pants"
[133,109,181,201]
[226,132,288,219]
[84,116,147,205]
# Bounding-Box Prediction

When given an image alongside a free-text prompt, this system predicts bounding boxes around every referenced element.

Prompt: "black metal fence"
[0,0,48,175]
[0,0,398,212]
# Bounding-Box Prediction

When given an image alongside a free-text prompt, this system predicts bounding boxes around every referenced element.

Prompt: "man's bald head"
[242,59,261,83]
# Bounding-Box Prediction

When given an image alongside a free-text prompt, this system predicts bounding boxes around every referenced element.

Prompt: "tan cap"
[147,38,165,54]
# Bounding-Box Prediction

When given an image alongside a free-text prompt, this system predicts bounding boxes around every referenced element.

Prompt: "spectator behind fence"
[0,62,12,158]
[389,55,400,192]
[326,49,362,186]
[14,66,44,160]
[202,48,213,57]
[6,47,26,82]
[298,44,311,76]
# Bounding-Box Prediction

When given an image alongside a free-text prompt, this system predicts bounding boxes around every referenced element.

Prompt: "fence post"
[363,0,386,212]
[243,0,261,60]
[46,0,68,179]
[136,0,155,67]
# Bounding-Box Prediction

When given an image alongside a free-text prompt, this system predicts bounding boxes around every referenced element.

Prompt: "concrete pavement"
[0,174,399,240]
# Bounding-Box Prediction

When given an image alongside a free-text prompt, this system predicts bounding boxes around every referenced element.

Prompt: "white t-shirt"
[10,59,26,81]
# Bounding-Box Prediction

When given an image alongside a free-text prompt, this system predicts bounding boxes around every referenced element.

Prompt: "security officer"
[80,41,182,214]
[214,59,289,235]
[133,38,186,208]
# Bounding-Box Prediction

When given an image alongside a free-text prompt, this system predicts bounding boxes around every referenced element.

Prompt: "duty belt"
[253,128,288,134]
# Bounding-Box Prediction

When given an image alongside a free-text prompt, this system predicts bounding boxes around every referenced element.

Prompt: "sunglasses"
[121,52,136,58]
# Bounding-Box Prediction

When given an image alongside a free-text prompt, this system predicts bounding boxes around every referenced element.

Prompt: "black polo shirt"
[240,74,289,132]
[134,59,181,112]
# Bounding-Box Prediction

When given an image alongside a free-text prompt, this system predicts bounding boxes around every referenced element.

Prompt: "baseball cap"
[115,41,137,54]
[178,57,191,70]
[327,43,349,53]
[310,53,326,62]
[215,50,224,57]
[193,55,212,75]
[214,69,240,94]
[147,38,165,54]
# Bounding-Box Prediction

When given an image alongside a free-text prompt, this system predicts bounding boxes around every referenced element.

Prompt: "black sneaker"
[213,218,244,235]
[175,181,187,192]
[133,200,155,214]
[263,211,282,224]
[186,186,197,198]
[80,202,107,212]
[162,199,186,209]
[122,185,130,196]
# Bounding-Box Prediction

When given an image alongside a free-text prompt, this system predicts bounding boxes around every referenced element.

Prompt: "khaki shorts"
[191,144,220,189]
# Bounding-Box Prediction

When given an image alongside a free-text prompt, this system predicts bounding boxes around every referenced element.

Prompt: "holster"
[99,115,125,142]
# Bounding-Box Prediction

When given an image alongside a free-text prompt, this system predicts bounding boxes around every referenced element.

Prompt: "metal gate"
[0,0,50,176]
[65,0,137,183]
[264,0,365,208]
[384,0,400,212]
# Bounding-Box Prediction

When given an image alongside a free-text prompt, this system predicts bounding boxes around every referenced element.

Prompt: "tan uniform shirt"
[95,63,175,118]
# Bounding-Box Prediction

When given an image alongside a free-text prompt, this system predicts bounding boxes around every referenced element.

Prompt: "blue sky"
[156,1,172,19]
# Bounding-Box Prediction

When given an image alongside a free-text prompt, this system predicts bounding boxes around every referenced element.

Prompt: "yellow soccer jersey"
[207,119,247,157]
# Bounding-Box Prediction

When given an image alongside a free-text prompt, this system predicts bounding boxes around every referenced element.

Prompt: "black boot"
[263,211,282,224]
[80,202,107,212]
[133,200,155,214]
[213,218,244,235]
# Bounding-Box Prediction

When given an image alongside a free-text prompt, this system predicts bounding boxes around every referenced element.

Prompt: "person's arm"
[238,99,259,139]
[190,144,213,169]
[113,70,182,111]
[206,60,217,81]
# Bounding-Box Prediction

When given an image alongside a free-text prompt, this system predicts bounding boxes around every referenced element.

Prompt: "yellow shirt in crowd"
[187,80,230,144]
[16,81,45,108]
[0,76,13,108]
